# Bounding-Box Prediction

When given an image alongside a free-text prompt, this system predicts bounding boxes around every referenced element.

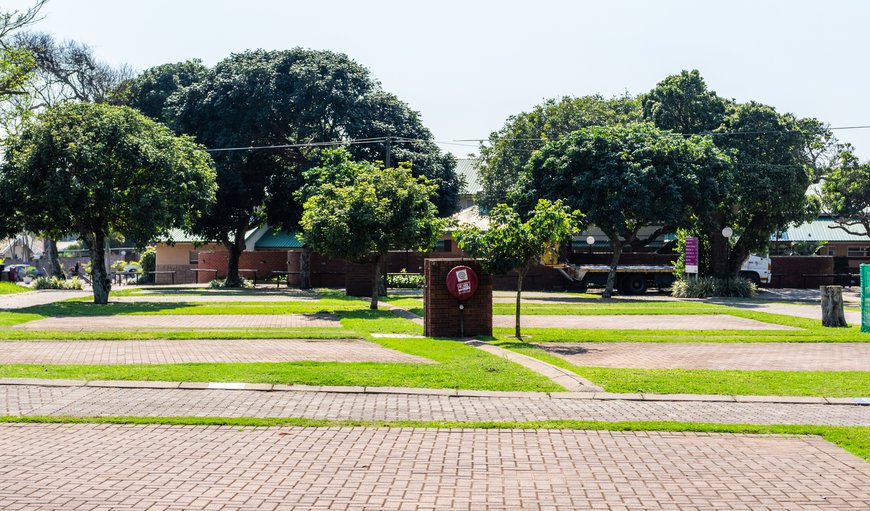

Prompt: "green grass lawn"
[2,415,867,461]
[494,339,870,397]
[0,310,562,392]
[0,282,30,295]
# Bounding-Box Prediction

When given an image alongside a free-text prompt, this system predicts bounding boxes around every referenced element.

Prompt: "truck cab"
[739,254,771,286]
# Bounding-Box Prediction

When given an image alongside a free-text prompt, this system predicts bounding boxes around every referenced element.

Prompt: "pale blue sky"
[11,0,870,158]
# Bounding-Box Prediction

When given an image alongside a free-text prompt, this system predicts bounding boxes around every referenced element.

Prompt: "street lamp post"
[586,235,595,255]
[722,227,733,275]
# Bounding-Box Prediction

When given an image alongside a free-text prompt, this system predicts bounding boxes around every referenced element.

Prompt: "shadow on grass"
[21,302,191,317]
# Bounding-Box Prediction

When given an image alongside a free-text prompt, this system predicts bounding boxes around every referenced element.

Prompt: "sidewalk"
[2,382,867,425]
[0,289,90,310]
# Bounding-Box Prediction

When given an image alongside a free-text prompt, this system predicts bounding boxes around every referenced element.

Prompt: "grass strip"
[1,416,866,461]
[0,282,31,295]
[493,340,870,397]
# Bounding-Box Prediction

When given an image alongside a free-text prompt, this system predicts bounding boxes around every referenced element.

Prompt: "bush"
[139,247,156,284]
[386,269,424,289]
[30,276,84,290]
[208,277,254,289]
[671,276,756,298]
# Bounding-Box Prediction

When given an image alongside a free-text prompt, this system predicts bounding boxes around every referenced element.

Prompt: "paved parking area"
[494,314,798,330]
[4,385,868,425]
[0,424,866,510]
[0,339,432,365]
[538,342,870,371]
[13,313,342,330]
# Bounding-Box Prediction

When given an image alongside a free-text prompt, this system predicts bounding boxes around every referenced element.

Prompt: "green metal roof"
[774,216,869,242]
[455,158,481,195]
[255,228,304,249]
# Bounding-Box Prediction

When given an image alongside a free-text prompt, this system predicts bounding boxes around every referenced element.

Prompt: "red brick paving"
[539,342,870,371]
[0,339,432,365]
[13,313,342,330]
[493,314,799,330]
[0,424,866,510]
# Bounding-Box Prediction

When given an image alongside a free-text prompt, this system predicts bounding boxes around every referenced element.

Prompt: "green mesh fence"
[862,264,870,332]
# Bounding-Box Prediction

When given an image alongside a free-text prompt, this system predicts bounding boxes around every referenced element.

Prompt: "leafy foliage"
[300,150,445,308]
[0,102,216,303]
[478,94,640,209]
[822,155,870,237]
[642,71,824,277]
[456,199,582,337]
[521,122,729,296]
[670,276,756,298]
[128,49,458,285]
[30,276,84,290]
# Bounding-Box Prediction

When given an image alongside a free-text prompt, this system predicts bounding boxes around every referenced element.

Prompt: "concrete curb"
[0,378,866,406]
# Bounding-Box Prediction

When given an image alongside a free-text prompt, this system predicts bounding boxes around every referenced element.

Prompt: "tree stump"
[821,285,848,327]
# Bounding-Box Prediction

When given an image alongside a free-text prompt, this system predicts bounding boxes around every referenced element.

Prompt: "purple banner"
[685,237,699,274]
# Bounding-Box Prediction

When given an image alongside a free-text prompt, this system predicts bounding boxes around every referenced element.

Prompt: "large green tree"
[478,94,640,210]
[0,1,45,100]
[821,151,870,236]
[0,103,216,303]
[455,199,582,337]
[521,123,729,297]
[127,49,458,286]
[300,149,445,309]
[642,70,824,277]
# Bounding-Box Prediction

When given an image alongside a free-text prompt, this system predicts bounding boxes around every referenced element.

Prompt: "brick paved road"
[493,314,798,330]
[0,339,432,365]
[0,424,866,510]
[539,342,870,371]
[13,313,342,330]
[4,385,868,425]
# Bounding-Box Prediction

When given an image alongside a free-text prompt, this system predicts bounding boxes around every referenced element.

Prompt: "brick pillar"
[424,258,492,337]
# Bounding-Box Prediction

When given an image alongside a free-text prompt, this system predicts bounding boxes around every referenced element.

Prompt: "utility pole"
[385,136,392,168]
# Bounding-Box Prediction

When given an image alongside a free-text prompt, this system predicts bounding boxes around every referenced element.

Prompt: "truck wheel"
[620,274,647,295]
[739,271,761,286]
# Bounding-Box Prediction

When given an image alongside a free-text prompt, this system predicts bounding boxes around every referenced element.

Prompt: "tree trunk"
[223,227,246,287]
[299,246,312,289]
[43,238,64,278]
[602,233,622,299]
[515,267,526,338]
[708,211,728,279]
[821,285,848,327]
[370,253,383,310]
[87,232,111,304]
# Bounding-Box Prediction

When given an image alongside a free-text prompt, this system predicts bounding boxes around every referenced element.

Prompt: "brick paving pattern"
[13,313,342,330]
[0,424,867,510]
[4,385,868,425]
[112,294,320,303]
[0,289,90,310]
[0,339,432,365]
[493,313,799,330]
[539,342,870,371]
[721,301,862,323]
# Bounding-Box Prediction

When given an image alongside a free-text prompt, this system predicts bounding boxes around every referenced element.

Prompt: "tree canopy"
[456,199,582,336]
[0,102,216,303]
[300,149,445,309]
[124,48,458,285]
[477,94,640,210]
[641,70,824,277]
[521,122,729,297]
[822,151,870,237]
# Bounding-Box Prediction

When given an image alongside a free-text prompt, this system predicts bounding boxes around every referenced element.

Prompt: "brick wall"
[424,258,492,338]
[770,256,835,288]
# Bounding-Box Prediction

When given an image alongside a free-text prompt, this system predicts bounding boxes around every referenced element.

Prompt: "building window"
[846,246,867,257]
[435,240,452,252]
[828,248,836,256]
[189,250,199,264]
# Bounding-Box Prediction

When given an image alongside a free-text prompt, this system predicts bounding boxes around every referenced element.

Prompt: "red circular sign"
[446,265,478,301]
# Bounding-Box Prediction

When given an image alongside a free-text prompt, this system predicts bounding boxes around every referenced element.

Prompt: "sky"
[9,0,870,159]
